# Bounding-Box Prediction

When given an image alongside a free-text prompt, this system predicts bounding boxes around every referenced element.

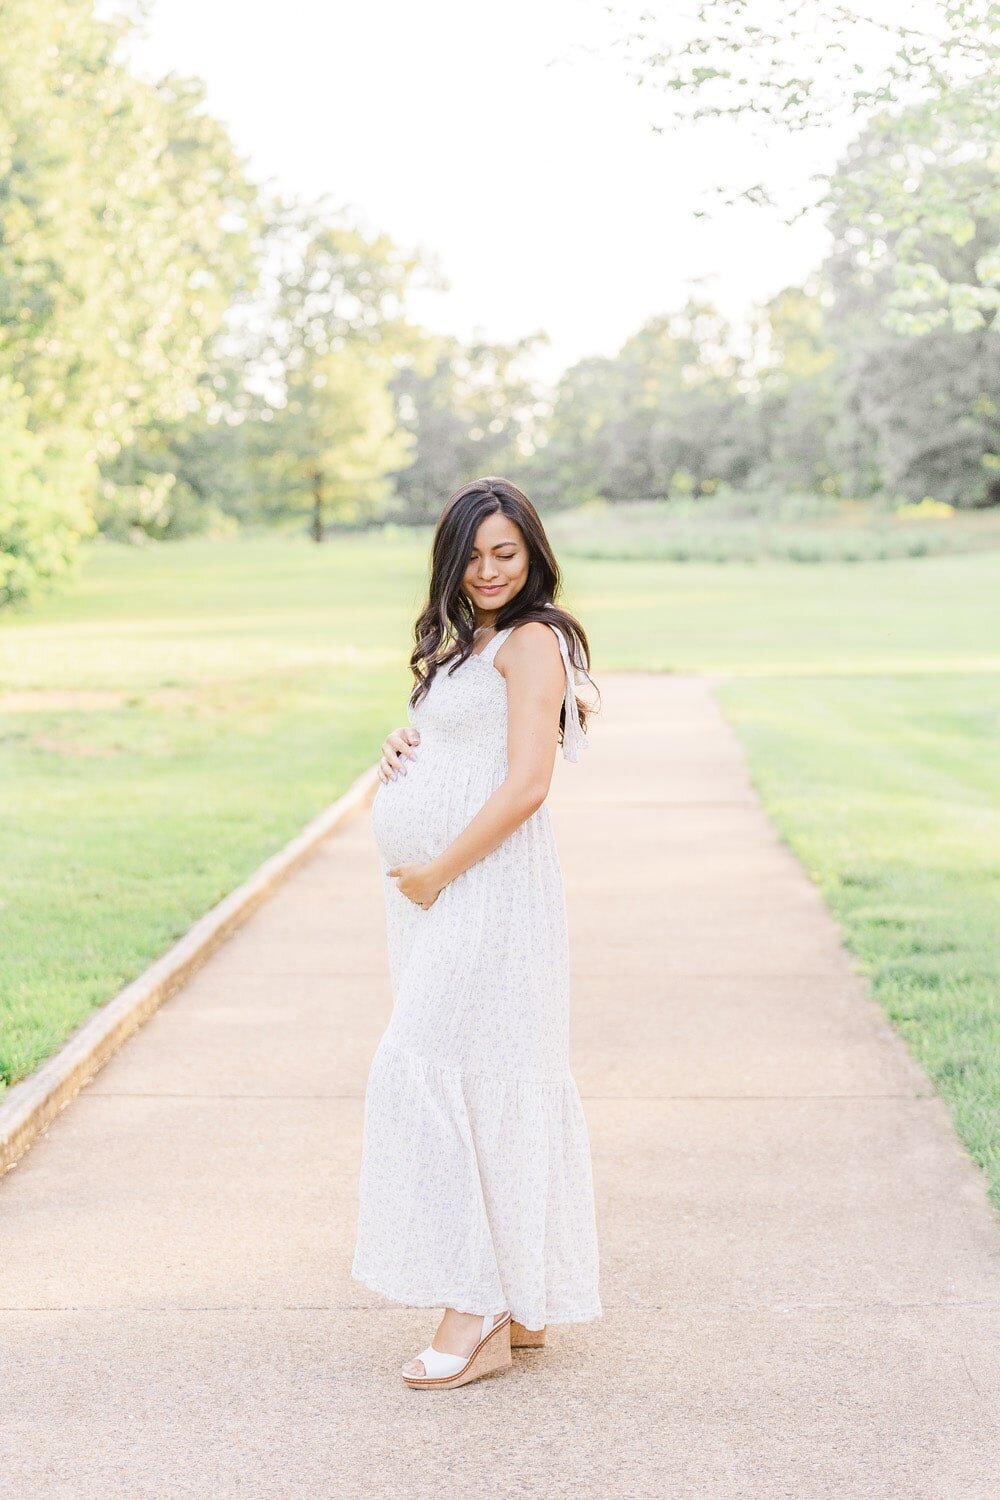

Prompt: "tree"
[749,287,840,493]
[824,111,1000,504]
[603,0,1000,327]
[616,303,758,494]
[388,332,548,521]
[267,342,412,535]
[0,0,259,581]
[530,300,758,503]
[0,0,259,450]
[252,205,428,537]
[0,377,95,606]
[525,354,627,507]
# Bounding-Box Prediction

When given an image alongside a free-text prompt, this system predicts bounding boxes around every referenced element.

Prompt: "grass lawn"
[717,674,1000,1208]
[2,532,999,1208]
[547,491,1000,565]
[1,534,426,1089]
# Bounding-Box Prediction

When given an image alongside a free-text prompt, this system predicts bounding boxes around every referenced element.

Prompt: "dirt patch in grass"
[30,735,124,757]
[0,687,198,712]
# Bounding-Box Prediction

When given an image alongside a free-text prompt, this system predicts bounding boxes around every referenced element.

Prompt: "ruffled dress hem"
[348,1260,603,1330]
[352,1037,602,1331]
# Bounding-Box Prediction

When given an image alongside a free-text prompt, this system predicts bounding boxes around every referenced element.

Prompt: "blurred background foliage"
[1,0,998,609]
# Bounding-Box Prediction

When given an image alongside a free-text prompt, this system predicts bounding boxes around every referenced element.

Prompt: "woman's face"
[463,512,530,623]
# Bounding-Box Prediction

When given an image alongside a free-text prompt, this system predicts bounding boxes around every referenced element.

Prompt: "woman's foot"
[402,1307,506,1378]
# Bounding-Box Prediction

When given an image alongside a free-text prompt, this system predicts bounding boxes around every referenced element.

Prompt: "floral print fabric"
[350,619,602,1330]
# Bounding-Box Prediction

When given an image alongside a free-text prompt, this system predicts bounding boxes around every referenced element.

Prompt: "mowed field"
[2,533,998,1203]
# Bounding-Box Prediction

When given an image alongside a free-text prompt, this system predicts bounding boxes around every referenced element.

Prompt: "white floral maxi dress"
[350,618,602,1331]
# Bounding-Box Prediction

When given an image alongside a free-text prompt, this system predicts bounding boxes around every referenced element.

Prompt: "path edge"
[0,764,379,1178]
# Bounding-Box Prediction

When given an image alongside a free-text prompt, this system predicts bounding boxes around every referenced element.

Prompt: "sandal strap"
[410,1344,468,1379]
[407,1313,510,1380]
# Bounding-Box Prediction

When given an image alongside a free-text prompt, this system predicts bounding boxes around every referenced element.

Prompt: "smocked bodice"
[406,649,510,761]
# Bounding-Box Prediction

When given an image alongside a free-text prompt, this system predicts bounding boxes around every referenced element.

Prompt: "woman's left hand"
[387,861,446,909]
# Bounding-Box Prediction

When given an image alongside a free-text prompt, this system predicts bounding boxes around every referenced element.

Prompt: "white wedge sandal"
[401,1311,512,1389]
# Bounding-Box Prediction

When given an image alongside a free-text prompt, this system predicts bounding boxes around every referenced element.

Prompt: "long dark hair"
[408,476,600,742]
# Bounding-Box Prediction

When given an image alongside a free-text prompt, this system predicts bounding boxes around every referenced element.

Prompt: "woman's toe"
[402,1357,425,1377]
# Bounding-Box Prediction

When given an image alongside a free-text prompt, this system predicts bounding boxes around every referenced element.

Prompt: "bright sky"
[124,0,850,386]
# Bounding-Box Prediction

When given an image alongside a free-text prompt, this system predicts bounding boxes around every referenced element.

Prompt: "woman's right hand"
[377,726,421,783]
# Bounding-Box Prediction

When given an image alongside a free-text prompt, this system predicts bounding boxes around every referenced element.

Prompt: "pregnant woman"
[351,475,602,1389]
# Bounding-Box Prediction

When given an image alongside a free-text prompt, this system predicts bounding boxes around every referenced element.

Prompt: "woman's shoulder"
[496,618,565,680]
[503,618,563,655]
[506,617,558,638]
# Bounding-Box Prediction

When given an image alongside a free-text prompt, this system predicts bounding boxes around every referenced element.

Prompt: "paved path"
[2,675,998,1498]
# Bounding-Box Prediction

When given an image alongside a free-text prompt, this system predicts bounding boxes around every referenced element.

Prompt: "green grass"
[2,529,999,1211]
[1,533,426,1088]
[546,494,1000,565]
[716,674,1000,1207]
[566,549,1000,675]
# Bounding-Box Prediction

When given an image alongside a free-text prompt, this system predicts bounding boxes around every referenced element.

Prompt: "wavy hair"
[408,476,599,744]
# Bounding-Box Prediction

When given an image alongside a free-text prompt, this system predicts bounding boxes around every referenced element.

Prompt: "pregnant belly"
[370,763,442,866]
[369,748,501,868]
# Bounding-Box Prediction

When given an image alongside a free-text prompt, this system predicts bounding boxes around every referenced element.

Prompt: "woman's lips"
[475,584,504,594]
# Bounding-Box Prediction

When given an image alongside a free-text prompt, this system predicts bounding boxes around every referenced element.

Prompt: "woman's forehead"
[471,515,524,549]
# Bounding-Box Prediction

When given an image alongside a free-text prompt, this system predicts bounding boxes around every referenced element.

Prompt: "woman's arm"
[387,623,565,906]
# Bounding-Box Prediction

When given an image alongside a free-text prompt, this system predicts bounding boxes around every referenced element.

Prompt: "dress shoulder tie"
[542,607,589,763]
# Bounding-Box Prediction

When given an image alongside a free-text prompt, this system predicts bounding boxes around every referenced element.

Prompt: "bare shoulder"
[507,619,560,652]
[496,619,563,680]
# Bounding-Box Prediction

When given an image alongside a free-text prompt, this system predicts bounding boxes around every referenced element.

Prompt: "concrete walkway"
[2,674,998,1498]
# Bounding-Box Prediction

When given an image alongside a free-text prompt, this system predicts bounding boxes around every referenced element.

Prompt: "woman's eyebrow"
[471,540,520,551]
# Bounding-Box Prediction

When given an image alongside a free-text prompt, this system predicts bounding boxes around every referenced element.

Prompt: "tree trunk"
[311,470,324,543]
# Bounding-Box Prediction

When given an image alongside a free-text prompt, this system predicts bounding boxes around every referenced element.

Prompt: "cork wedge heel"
[510,1320,546,1348]
[401,1312,512,1390]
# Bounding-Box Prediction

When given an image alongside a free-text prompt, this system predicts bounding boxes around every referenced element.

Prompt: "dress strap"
[478,626,514,666]
[481,614,590,762]
[543,613,589,763]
